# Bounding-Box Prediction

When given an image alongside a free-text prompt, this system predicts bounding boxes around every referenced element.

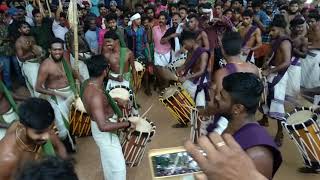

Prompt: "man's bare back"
[15,36,43,62]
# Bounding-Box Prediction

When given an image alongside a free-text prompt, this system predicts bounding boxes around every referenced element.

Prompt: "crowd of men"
[0,0,319,179]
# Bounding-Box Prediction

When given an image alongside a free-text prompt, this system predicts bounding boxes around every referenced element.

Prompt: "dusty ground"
[70,89,320,180]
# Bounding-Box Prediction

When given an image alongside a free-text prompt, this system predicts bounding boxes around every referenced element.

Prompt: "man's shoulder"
[0,134,18,163]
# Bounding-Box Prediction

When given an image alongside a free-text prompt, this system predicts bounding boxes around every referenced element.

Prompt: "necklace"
[15,128,39,153]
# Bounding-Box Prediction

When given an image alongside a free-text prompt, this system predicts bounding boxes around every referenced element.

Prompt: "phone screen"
[151,151,201,177]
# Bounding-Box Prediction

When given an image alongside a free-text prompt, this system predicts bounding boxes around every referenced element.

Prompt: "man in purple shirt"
[211,72,282,179]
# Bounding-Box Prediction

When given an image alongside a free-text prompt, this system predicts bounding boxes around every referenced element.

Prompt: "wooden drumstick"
[141,104,154,118]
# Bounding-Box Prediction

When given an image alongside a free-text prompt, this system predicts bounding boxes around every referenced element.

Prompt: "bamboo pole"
[72,0,79,72]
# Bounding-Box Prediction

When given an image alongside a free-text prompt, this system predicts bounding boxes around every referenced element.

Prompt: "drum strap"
[120,47,127,75]
[0,80,18,113]
[62,58,78,95]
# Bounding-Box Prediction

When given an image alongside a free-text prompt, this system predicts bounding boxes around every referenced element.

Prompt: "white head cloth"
[202,8,214,21]
[128,13,141,26]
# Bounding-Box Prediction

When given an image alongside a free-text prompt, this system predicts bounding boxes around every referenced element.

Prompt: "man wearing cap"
[125,13,153,96]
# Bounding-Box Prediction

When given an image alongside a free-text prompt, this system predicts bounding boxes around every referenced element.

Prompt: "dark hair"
[18,21,30,29]
[32,8,41,17]
[172,12,181,18]
[87,55,109,77]
[16,6,25,11]
[279,5,288,11]
[188,8,198,14]
[270,14,287,29]
[169,3,178,9]
[201,2,212,9]
[60,12,67,19]
[222,31,242,56]
[214,3,223,8]
[106,13,118,22]
[159,11,168,19]
[223,8,233,15]
[141,15,152,22]
[187,13,199,21]
[180,30,196,43]
[50,38,64,48]
[242,9,253,17]
[231,0,243,5]
[251,0,262,8]
[18,98,55,130]
[135,3,143,8]
[222,72,263,114]
[145,6,155,13]
[104,30,119,40]
[16,156,78,180]
[179,6,188,12]
[290,17,305,27]
[289,0,299,6]
[98,3,107,9]
[308,10,320,21]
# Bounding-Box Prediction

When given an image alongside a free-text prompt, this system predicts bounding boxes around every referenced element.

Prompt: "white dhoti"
[91,120,126,180]
[182,78,208,107]
[0,108,18,140]
[301,50,320,88]
[286,57,301,97]
[265,70,289,120]
[18,58,41,97]
[154,51,171,67]
[47,86,74,139]
[106,72,131,91]
[70,53,90,82]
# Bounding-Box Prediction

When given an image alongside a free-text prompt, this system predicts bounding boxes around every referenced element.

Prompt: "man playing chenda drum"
[35,38,77,151]
[176,31,211,127]
[103,31,137,90]
[258,15,292,147]
[82,55,135,180]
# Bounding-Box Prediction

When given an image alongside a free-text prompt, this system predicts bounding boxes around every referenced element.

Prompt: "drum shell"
[282,107,320,169]
[69,104,92,137]
[122,119,156,167]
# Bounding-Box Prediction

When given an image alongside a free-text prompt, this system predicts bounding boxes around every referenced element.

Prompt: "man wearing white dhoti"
[82,55,134,180]
[286,17,308,100]
[15,21,45,97]
[35,38,76,152]
[258,15,292,147]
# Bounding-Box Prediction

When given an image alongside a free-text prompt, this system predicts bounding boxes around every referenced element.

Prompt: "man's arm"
[50,131,68,159]
[160,29,177,44]
[91,96,131,132]
[246,146,274,180]
[269,40,292,73]
[201,31,210,50]
[128,50,137,85]
[180,52,208,81]
[251,28,262,51]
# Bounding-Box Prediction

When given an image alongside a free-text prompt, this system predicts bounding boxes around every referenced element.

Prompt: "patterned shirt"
[125,26,148,59]
[0,24,13,56]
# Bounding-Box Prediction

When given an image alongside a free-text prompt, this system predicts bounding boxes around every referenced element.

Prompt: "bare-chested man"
[35,38,76,150]
[186,14,210,50]
[175,31,211,128]
[301,11,320,89]
[82,55,135,180]
[239,10,262,63]
[258,15,292,146]
[0,98,67,180]
[15,21,45,97]
[103,31,137,90]
[286,17,308,98]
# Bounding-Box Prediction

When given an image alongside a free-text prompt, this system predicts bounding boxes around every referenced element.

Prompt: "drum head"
[74,98,87,113]
[172,59,186,68]
[162,86,179,99]
[287,110,314,125]
[128,116,152,133]
[109,88,130,100]
[134,61,144,72]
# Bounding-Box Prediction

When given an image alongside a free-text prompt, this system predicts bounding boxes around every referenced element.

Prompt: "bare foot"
[257,116,269,127]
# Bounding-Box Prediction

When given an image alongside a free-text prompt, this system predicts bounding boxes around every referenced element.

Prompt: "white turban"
[128,13,141,26]
[202,8,213,21]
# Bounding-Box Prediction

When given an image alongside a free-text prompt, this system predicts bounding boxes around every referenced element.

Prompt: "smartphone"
[149,146,202,179]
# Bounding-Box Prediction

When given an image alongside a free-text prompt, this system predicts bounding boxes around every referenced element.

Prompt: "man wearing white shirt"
[52,7,68,42]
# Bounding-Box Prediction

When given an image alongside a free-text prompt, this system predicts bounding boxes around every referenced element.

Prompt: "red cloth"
[0,5,9,12]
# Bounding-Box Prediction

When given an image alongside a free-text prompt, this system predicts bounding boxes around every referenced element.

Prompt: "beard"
[51,54,63,62]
